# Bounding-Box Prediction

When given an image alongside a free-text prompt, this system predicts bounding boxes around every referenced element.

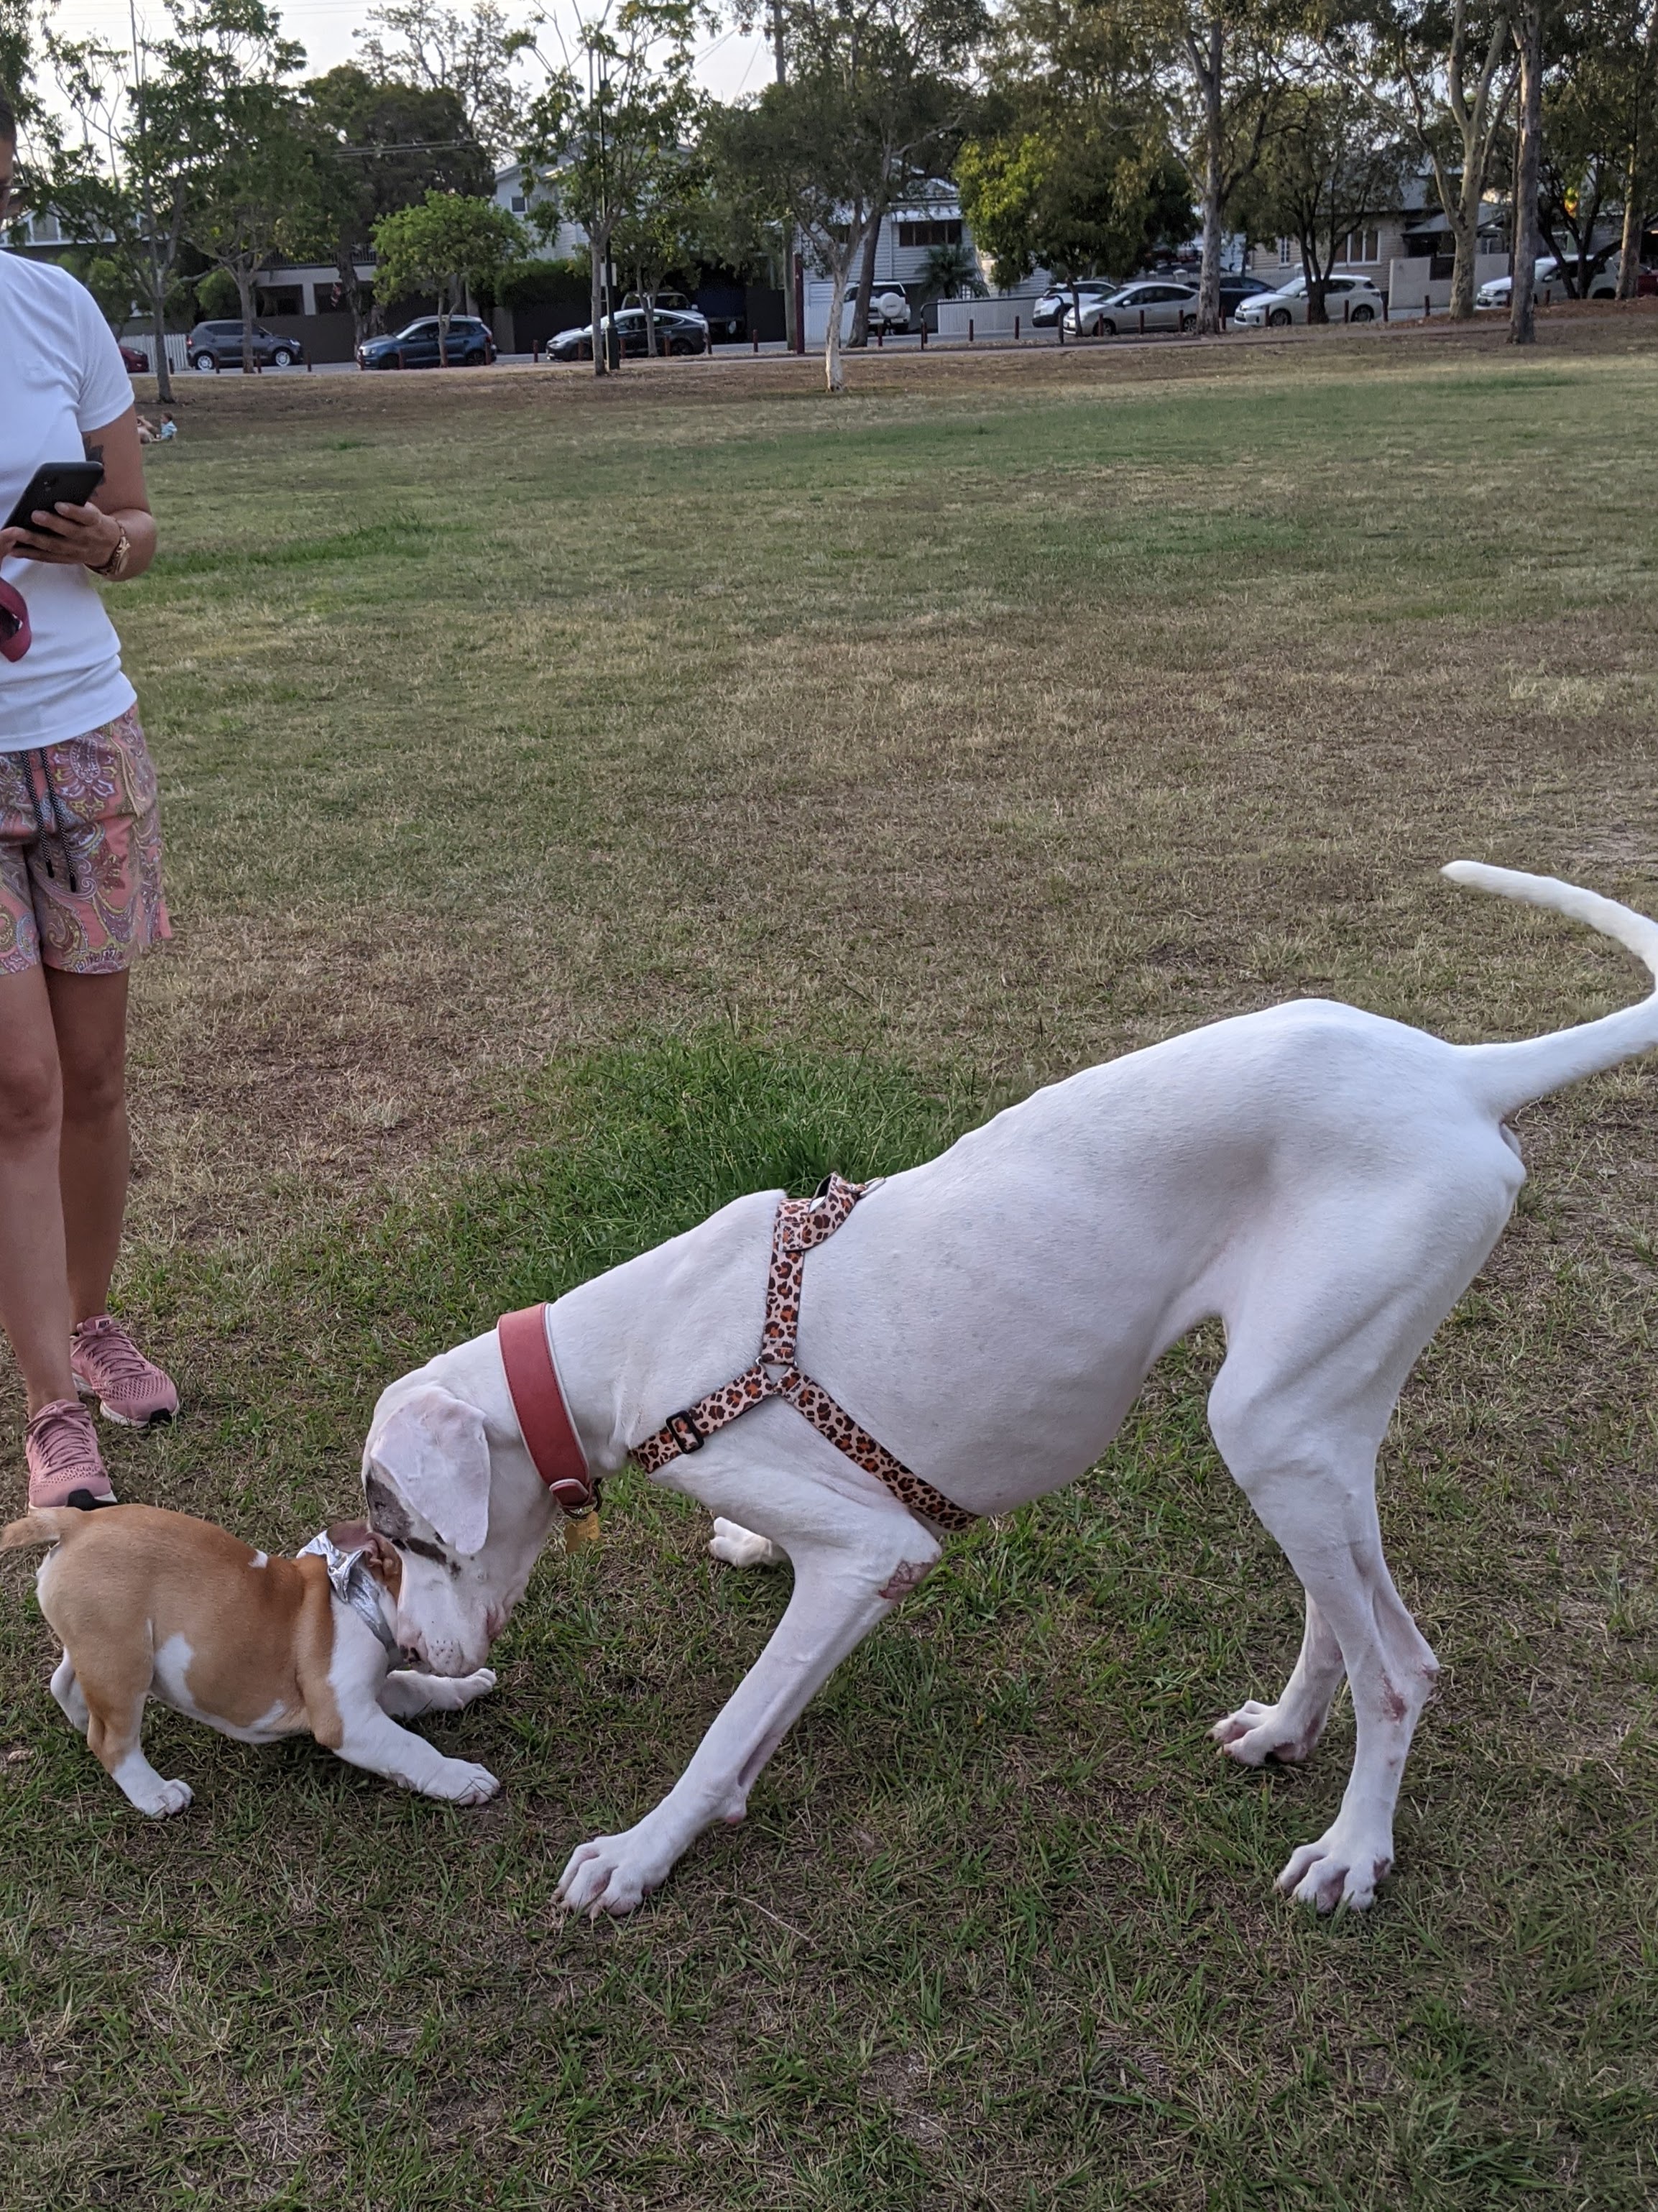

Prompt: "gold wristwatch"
[93,525,132,579]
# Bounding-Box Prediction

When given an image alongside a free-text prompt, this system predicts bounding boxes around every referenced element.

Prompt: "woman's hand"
[0,500,125,568]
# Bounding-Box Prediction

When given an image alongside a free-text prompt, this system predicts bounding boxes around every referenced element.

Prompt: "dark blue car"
[356,315,497,369]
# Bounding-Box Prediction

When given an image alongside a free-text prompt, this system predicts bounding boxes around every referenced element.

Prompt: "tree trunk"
[590,231,607,376]
[147,267,174,403]
[1195,18,1225,336]
[438,292,451,367]
[640,275,659,358]
[782,223,798,350]
[849,213,880,348]
[1509,0,1544,344]
[1616,145,1644,297]
[824,252,847,391]
[236,267,258,374]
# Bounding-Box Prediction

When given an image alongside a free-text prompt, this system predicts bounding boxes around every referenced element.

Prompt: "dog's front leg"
[379,1666,497,1718]
[558,1521,939,1917]
[329,1704,502,1804]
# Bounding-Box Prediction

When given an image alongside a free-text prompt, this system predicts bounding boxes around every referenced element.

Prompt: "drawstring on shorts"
[24,747,80,895]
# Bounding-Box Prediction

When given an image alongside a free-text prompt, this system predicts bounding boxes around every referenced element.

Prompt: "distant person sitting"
[157,413,177,442]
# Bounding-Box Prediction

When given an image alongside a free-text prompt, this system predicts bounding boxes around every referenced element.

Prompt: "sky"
[36,0,775,131]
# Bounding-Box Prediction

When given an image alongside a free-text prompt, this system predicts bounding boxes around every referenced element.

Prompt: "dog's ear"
[327,1518,372,1552]
[366,1386,491,1557]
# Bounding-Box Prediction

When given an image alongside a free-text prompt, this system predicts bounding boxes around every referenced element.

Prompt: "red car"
[119,341,150,373]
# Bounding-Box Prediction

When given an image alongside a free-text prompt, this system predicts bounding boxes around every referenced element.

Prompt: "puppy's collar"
[497,1305,597,1521]
[298,1530,402,1654]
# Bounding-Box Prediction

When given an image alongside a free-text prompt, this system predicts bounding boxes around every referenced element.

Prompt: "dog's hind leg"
[50,1652,89,1735]
[78,1664,193,1817]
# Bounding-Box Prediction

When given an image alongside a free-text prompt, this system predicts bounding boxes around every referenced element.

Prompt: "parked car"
[1066,280,1199,336]
[356,315,497,369]
[1474,257,1562,310]
[837,282,914,334]
[119,341,149,373]
[187,319,305,371]
[1031,277,1119,328]
[1231,273,1384,327]
[546,306,709,361]
[1217,274,1274,321]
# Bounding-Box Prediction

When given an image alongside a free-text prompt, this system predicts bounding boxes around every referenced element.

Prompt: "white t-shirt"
[0,252,138,750]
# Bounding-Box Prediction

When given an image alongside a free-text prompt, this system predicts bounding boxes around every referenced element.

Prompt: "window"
[896,218,962,248]
[1342,229,1380,264]
[510,194,526,211]
[1278,237,1294,265]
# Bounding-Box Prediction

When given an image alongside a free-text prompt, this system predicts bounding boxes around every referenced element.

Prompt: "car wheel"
[1097,318,1116,337]
[1268,308,1293,328]
[1180,312,1196,331]
[1350,304,1375,323]
[191,353,218,372]
[271,346,294,367]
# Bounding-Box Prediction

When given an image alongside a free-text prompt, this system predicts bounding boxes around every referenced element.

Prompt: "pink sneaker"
[70,1315,180,1427]
[25,1398,116,1508]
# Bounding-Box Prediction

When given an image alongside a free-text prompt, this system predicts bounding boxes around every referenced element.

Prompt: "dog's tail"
[1444,862,1658,1116]
[0,1508,91,1554]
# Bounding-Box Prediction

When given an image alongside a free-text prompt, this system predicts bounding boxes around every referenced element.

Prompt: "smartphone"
[4,461,106,534]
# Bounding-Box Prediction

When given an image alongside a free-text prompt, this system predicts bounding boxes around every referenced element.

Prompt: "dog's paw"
[1276,1820,1392,1913]
[708,1517,786,1570]
[423,1757,500,1806]
[1210,1698,1322,1766]
[134,1776,193,1818]
[458,1667,497,1703]
[557,1823,676,1918]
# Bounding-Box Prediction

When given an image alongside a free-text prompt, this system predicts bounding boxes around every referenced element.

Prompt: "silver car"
[1233,274,1384,327]
[1066,280,1198,336]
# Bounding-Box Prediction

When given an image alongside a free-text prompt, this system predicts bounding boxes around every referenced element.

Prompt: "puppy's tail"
[0,1508,91,1554]
[1444,862,1658,1115]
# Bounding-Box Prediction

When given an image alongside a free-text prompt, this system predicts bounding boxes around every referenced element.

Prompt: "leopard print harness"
[632,1175,978,1534]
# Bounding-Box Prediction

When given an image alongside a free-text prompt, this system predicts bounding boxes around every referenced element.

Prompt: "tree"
[1238,75,1406,318]
[1368,0,1516,319]
[709,0,983,390]
[957,0,1192,322]
[303,63,492,340]
[153,0,332,374]
[1174,2,1284,335]
[1613,0,1658,293]
[356,0,535,161]
[371,186,523,355]
[1509,0,1544,338]
[520,0,708,374]
[1536,0,1658,293]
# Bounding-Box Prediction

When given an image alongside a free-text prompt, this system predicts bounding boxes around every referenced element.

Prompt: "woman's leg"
[44,967,130,1324]
[0,964,75,1414]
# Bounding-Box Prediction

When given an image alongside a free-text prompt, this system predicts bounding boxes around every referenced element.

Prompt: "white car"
[1064,280,1198,336]
[839,283,913,336]
[1232,273,1385,327]
[1475,257,1624,308]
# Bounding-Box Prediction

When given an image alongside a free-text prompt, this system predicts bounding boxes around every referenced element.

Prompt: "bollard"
[1383,294,1389,321]
[306,354,313,371]
[1138,308,1145,334]
[752,330,759,354]
[877,327,883,348]
[969,317,975,343]
[1343,297,1350,323]
[1057,317,1064,344]
[1423,293,1430,319]
[1014,313,1020,341]
[921,323,927,348]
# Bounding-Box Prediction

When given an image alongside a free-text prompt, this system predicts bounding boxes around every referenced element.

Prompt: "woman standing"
[1,101,178,1505]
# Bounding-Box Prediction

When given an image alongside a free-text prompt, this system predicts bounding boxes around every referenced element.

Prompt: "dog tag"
[564,1508,602,1554]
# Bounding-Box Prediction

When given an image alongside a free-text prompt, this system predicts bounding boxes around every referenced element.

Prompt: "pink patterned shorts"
[0,707,172,975]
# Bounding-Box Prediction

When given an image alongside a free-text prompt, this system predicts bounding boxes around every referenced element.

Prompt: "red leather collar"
[497,1304,593,1516]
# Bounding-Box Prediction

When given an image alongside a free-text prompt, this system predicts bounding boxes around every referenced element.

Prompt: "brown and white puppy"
[2,1503,499,1817]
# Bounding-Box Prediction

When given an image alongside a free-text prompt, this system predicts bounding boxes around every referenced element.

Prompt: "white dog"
[358,865,1657,1917]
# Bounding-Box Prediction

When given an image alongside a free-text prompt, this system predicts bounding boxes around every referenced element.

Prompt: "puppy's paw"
[557,1822,676,1918]
[134,1776,193,1818]
[708,1517,786,1570]
[423,1757,500,1806]
[458,1667,497,1703]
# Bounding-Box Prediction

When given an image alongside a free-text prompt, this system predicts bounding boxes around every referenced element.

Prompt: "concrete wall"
[1386,256,1510,313]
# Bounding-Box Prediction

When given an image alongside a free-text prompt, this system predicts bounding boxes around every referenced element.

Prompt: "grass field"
[3,321,1658,2208]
